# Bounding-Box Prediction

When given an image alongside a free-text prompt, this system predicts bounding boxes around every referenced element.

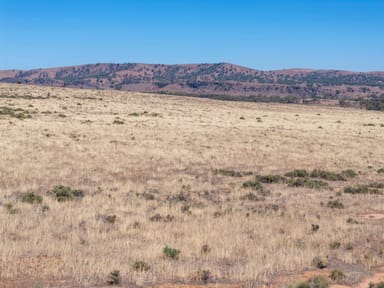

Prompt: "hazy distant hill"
[1,63,384,101]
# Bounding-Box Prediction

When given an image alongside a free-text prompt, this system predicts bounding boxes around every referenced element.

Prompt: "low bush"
[285,169,308,178]
[257,174,286,184]
[327,199,344,209]
[288,178,329,189]
[344,185,383,195]
[163,246,180,260]
[51,185,84,202]
[340,169,357,178]
[310,169,345,181]
[22,192,43,204]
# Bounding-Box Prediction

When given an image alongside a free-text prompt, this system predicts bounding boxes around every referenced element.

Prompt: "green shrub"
[163,246,180,260]
[51,185,84,202]
[340,169,357,178]
[0,106,32,120]
[257,174,286,184]
[327,199,344,209]
[310,169,345,181]
[285,169,308,178]
[242,180,264,191]
[344,185,383,195]
[378,168,384,174]
[288,178,329,189]
[22,192,43,204]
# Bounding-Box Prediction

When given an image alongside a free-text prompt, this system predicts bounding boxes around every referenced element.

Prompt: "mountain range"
[1,63,384,101]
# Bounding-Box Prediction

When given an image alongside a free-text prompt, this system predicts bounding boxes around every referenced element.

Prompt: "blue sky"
[0,0,383,71]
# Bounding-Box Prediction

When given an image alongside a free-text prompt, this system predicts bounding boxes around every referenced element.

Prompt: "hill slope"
[1,63,384,100]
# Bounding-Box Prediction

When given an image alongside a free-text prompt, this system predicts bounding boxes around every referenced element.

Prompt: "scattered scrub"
[50,185,84,202]
[285,169,308,178]
[327,199,344,209]
[163,246,180,260]
[21,192,43,204]
[257,174,286,184]
[213,168,252,177]
[288,178,329,189]
[310,169,346,181]
[344,184,383,195]
[0,106,32,120]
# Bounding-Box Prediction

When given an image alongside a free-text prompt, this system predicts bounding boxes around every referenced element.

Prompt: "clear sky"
[1,0,383,71]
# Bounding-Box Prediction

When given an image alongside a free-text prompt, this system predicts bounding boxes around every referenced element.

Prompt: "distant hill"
[1,63,384,101]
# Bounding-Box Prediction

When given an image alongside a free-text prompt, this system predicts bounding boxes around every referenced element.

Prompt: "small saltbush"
[22,192,43,204]
[257,174,286,184]
[327,199,344,209]
[285,169,308,178]
[51,185,84,202]
[288,178,329,189]
[310,169,345,181]
[163,246,180,260]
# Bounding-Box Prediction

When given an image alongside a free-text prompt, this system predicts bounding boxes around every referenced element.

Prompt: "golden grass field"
[0,83,384,288]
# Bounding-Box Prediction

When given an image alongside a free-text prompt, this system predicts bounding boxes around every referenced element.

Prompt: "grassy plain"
[0,83,384,287]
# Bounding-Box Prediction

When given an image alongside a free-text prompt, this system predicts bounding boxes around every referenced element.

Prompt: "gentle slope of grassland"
[0,83,384,287]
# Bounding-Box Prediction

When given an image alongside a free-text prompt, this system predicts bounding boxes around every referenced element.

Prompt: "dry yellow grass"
[0,83,384,287]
